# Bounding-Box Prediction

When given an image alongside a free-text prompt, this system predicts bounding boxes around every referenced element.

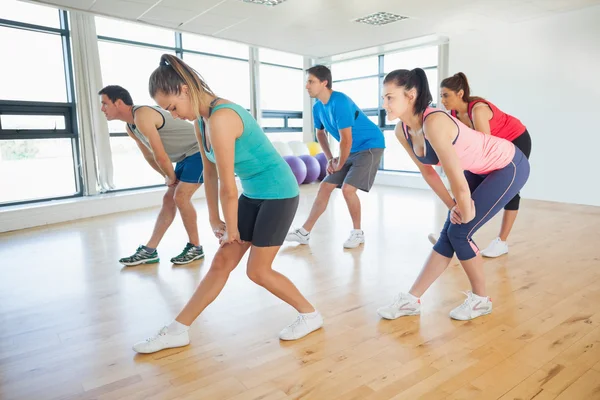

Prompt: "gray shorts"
[323,148,384,192]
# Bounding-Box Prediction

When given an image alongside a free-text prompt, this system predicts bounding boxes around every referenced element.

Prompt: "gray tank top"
[127,105,199,163]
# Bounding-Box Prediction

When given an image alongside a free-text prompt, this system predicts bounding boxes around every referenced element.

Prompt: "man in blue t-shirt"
[286,65,385,249]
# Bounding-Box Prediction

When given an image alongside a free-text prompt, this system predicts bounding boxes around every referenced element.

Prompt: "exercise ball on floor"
[283,155,307,185]
[272,141,293,157]
[314,152,328,180]
[298,154,320,184]
[288,140,310,156]
[307,141,322,156]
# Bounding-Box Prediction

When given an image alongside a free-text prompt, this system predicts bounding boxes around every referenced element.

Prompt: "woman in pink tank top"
[438,72,532,258]
[376,68,530,322]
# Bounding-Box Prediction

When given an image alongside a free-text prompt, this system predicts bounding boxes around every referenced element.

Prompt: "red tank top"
[451,100,526,142]
[403,107,515,175]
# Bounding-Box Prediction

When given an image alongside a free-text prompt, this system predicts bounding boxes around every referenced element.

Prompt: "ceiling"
[25,0,600,58]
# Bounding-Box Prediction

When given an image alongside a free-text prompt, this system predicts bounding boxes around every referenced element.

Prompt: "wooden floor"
[1,184,600,400]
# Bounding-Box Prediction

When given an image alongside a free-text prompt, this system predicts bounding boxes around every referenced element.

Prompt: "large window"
[0,1,81,206]
[183,54,251,109]
[259,48,304,143]
[328,46,439,173]
[381,46,438,172]
[97,42,174,107]
[181,33,249,60]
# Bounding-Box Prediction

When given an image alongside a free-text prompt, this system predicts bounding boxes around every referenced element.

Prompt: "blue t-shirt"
[313,91,385,153]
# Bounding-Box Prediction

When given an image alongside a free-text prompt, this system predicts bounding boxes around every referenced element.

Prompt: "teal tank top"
[198,103,299,200]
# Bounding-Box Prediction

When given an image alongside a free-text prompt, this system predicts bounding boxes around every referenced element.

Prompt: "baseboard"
[0,186,207,234]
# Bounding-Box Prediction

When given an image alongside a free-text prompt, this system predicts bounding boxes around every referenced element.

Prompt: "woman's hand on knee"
[450,205,462,224]
[451,199,476,224]
[219,229,244,247]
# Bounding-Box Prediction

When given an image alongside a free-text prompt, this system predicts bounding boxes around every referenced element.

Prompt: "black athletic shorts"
[238,194,299,247]
[504,129,532,211]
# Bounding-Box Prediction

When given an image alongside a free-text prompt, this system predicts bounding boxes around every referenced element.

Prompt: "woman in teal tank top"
[131,54,323,354]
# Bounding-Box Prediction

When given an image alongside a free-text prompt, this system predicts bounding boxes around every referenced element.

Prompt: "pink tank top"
[402,107,515,175]
[451,100,526,142]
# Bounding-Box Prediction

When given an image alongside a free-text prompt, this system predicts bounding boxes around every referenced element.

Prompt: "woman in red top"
[434,72,532,258]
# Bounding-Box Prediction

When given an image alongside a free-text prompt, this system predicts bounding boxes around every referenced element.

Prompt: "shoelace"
[145,326,168,343]
[391,294,410,308]
[285,315,307,332]
[348,232,362,241]
[457,291,475,311]
[173,244,194,259]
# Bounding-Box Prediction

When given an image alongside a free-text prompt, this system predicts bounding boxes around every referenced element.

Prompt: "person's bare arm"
[134,107,177,185]
[395,123,456,210]
[125,124,163,176]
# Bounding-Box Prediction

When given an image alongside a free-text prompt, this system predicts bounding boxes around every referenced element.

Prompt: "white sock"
[352,229,364,234]
[406,293,419,302]
[300,310,320,318]
[167,320,189,334]
[298,227,309,235]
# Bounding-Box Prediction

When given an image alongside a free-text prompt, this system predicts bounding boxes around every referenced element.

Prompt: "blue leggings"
[433,148,530,261]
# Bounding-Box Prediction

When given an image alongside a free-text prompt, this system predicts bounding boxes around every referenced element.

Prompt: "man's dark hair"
[306,65,332,89]
[98,85,134,106]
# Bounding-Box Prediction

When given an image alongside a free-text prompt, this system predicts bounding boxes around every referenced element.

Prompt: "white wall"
[448,6,600,206]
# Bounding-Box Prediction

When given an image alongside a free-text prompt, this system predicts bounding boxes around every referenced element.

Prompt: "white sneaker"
[427,233,438,245]
[343,229,365,249]
[480,237,509,258]
[279,311,323,341]
[132,326,190,354]
[285,228,310,245]
[449,291,492,321]
[377,292,421,320]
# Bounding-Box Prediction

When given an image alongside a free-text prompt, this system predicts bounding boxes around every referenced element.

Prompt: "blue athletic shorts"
[174,152,204,184]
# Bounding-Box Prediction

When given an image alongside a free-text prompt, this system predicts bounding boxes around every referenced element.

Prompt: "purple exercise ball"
[314,152,328,180]
[298,154,320,184]
[283,155,307,185]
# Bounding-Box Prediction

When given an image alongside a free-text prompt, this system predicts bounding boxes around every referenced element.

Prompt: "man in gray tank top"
[99,85,205,266]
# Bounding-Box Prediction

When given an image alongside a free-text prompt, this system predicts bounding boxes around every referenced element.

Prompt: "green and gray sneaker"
[171,243,205,265]
[119,245,160,266]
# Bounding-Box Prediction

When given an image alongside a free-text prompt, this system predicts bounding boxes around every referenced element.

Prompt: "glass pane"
[288,118,303,128]
[1,0,61,28]
[110,137,165,189]
[382,130,419,172]
[265,132,303,143]
[1,115,66,130]
[95,16,175,47]
[330,57,378,80]
[182,33,248,59]
[107,120,128,134]
[0,139,77,204]
[98,41,174,108]
[0,27,67,102]
[259,48,303,68]
[368,115,379,126]
[183,53,250,109]
[262,118,284,128]
[260,65,303,111]
[333,77,379,110]
[426,68,439,105]
[384,46,438,72]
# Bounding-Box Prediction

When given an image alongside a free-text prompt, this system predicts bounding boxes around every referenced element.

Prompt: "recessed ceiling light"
[354,12,409,26]
[240,0,288,6]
